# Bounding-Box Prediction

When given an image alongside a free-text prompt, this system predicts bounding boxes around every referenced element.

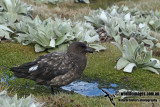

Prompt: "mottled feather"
[10,42,93,88]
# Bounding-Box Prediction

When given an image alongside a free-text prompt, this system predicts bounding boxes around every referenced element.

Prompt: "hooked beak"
[85,48,93,53]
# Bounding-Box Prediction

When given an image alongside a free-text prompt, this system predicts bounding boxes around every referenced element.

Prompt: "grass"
[1,42,160,92]
[0,43,49,95]
[1,0,160,106]
[37,93,113,107]
[1,42,160,106]
[22,0,160,21]
[1,85,160,107]
[36,92,160,107]
[83,43,160,91]
[22,0,91,20]
[117,0,160,11]
[89,0,121,9]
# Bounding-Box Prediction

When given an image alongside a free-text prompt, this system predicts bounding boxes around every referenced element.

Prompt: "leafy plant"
[0,90,43,107]
[148,19,160,32]
[0,0,32,24]
[112,38,160,74]
[12,16,105,52]
[0,0,32,15]
[0,24,14,41]
[73,21,105,51]
[84,5,160,49]
[84,9,107,28]
[31,0,90,4]
[74,0,90,4]
[31,0,68,4]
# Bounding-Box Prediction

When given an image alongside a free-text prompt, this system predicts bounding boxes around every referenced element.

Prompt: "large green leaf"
[155,43,160,48]
[111,42,123,53]
[35,44,45,52]
[55,33,73,46]
[123,38,134,56]
[123,63,136,73]
[142,39,154,48]
[0,24,13,40]
[116,57,130,70]
[0,29,10,40]
[142,67,159,75]
[89,44,106,52]
[143,60,157,67]
[49,38,55,47]
[0,24,13,32]
[129,38,139,54]
[0,90,43,107]
[113,35,121,45]
[84,31,99,43]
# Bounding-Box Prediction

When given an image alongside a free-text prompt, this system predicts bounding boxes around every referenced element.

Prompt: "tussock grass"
[22,0,90,20]
[22,0,160,21]
[117,0,160,11]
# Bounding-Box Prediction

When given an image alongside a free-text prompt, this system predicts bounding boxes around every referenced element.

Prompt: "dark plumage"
[10,42,93,93]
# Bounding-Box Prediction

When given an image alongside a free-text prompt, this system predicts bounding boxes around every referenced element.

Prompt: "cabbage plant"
[74,0,90,4]
[0,0,32,24]
[31,0,67,4]
[148,19,160,32]
[73,21,106,51]
[12,16,105,52]
[31,0,90,4]
[0,24,14,41]
[13,16,72,52]
[112,38,160,74]
[0,90,43,107]
[0,0,32,15]
[84,5,160,49]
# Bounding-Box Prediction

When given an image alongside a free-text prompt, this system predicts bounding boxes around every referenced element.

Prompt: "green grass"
[1,42,160,95]
[0,43,45,67]
[117,0,160,11]
[37,92,160,107]
[22,0,160,22]
[89,0,121,9]
[83,43,160,91]
[0,43,49,96]
[1,0,160,106]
